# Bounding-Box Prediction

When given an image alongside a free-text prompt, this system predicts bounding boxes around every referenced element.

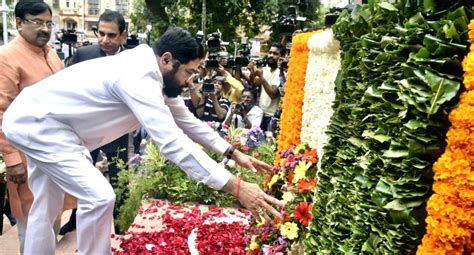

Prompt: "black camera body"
[202,79,215,93]
[256,58,267,68]
[59,29,78,45]
[235,102,245,112]
[205,32,222,69]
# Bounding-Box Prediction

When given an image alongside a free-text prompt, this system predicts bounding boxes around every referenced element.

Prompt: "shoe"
[59,221,76,235]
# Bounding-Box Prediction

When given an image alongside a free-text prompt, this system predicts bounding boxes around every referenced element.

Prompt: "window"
[53,0,59,8]
[66,0,69,8]
[116,0,129,16]
[88,0,100,15]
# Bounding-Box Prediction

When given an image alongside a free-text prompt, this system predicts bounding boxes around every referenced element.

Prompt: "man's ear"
[161,52,173,65]
[121,30,128,44]
[16,17,23,31]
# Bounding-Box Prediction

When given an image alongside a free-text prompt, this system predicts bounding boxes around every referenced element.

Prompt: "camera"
[205,32,222,69]
[279,5,307,36]
[256,58,267,68]
[235,102,245,112]
[202,79,215,93]
[234,37,251,67]
[58,29,78,45]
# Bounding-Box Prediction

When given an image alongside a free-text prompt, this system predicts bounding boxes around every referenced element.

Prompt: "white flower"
[301,28,341,173]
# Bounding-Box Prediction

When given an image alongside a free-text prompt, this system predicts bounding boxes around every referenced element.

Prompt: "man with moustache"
[59,9,129,236]
[248,43,284,131]
[2,27,284,255]
[0,1,63,253]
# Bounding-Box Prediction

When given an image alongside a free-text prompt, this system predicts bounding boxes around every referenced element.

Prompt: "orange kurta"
[0,35,64,221]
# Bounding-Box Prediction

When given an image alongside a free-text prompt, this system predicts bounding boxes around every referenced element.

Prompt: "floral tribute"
[417,20,474,255]
[113,200,250,254]
[300,29,340,163]
[275,31,321,164]
[245,145,318,254]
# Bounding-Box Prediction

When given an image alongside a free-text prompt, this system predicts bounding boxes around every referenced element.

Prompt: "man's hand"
[223,176,284,221]
[231,149,272,174]
[6,163,27,184]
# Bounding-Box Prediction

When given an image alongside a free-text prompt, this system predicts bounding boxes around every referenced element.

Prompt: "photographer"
[214,62,244,103]
[224,88,263,129]
[248,42,284,131]
[196,76,230,123]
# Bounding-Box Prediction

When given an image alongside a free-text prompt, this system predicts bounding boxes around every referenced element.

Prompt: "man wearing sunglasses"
[60,9,129,237]
[0,0,63,253]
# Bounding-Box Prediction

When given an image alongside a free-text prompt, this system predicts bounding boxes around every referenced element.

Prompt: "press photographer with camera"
[224,88,263,129]
[196,76,231,123]
[247,42,284,131]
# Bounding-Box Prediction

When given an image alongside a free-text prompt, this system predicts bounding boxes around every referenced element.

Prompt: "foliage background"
[131,0,322,52]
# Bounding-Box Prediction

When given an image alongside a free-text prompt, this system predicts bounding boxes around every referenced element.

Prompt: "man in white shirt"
[248,43,284,131]
[224,88,263,129]
[2,27,283,255]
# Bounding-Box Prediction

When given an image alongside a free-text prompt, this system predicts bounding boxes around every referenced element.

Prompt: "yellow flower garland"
[275,31,321,164]
[417,20,474,255]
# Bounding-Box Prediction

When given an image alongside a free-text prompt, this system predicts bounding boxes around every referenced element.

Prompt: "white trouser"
[4,116,116,254]
[24,155,115,255]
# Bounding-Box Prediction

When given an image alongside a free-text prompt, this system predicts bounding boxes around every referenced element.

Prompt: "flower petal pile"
[113,200,250,254]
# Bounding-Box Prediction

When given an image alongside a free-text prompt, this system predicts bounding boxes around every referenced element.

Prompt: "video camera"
[205,32,222,69]
[279,5,307,36]
[202,78,215,93]
[58,29,78,45]
[234,37,251,67]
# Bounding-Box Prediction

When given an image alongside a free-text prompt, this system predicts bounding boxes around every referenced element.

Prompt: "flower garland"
[245,145,318,254]
[275,31,321,164]
[300,29,340,167]
[417,20,474,254]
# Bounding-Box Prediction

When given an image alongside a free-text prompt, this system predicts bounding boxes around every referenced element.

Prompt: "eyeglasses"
[22,19,54,29]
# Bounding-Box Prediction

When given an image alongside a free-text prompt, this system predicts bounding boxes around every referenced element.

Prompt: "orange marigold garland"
[275,31,320,165]
[417,20,474,255]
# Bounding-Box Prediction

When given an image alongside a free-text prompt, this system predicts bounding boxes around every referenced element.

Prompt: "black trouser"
[90,139,128,226]
[260,115,273,132]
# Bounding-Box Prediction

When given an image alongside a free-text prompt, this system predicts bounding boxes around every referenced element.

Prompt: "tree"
[133,0,321,51]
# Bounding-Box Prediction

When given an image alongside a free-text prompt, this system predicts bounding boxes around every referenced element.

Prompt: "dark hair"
[153,27,205,64]
[243,88,257,100]
[270,42,285,56]
[99,10,126,34]
[15,0,52,19]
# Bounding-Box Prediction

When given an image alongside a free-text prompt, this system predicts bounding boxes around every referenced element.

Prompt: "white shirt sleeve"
[112,73,231,189]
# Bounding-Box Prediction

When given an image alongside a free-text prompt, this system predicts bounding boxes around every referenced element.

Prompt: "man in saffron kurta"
[0,2,63,253]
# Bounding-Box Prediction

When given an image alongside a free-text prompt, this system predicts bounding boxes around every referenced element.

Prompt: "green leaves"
[309,1,472,254]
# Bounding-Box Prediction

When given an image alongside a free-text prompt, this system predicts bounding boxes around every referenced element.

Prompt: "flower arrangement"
[417,19,474,255]
[275,31,321,165]
[300,29,340,166]
[245,144,318,254]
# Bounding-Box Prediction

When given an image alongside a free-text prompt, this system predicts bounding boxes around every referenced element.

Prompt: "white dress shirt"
[227,105,264,129]
[3,44,232,189]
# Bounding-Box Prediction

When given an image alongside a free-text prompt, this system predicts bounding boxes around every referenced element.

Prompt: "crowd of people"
[0,0,289,254]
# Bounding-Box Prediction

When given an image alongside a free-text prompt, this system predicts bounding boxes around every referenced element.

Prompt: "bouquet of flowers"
[245,144,318,254]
